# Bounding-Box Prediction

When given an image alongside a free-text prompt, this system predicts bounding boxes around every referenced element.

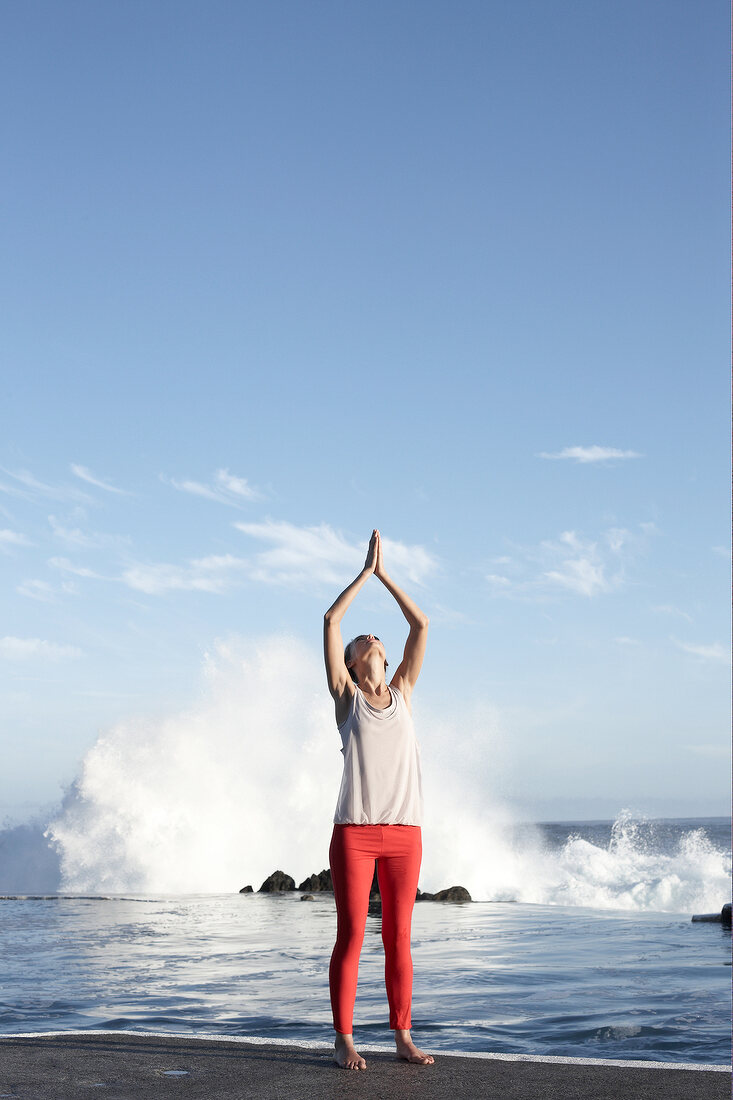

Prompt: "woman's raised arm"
[374,531,429,702]
[323,530,378,700]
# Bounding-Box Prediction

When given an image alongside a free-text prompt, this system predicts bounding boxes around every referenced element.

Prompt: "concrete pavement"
[0,1031,729,1100]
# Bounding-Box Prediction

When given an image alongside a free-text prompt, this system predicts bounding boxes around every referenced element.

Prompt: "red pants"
[329,823,422,1033]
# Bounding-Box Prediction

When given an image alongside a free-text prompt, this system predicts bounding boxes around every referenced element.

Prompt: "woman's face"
[351,634,384,660]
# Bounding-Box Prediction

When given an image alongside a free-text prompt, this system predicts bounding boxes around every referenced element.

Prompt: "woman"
[323,528,434,1071]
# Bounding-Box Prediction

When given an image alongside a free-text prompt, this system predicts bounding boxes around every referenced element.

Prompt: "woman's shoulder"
[388,679,413,715]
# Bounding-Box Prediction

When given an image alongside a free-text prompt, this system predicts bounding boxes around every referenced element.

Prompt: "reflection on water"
[1,892,730,1064]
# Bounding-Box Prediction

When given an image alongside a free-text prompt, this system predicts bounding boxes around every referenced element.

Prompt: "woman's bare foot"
[394,1029,435,1064]
[334,1032,367,1070]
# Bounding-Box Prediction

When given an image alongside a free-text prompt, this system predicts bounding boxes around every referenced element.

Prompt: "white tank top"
[333,684,424,826]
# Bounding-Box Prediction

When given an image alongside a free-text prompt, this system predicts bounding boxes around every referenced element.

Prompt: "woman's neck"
[358,666,388,695]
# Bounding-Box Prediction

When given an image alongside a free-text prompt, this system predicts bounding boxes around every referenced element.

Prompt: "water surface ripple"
[1,893,729,1064]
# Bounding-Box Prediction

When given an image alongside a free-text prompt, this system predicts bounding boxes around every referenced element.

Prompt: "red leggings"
[329,823,422,1033]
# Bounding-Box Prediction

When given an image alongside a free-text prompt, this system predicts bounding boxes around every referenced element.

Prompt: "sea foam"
[15,635,729,911]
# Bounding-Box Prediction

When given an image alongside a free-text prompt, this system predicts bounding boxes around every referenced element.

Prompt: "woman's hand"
[363,529,378,575]
[374,529,388,580]
[325,530,380,704]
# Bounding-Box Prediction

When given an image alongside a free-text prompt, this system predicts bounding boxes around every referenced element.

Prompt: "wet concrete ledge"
[0,1030,729,1100]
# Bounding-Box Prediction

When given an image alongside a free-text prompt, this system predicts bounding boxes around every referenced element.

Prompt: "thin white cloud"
[191,553,249,570]
[0,468,91,504]
[166,478,224,502]
[652,604,693,624]
[70,464,131,495]
[488,522,653,600]
[604,527,633,553]
[48,517,95,548]
[119,523,436,597]
[615,636,640,646]
[214,469,258,499]
[234,520,437,588]
[712,545,732,561]
[537,446,642,463]
[428,603,476,626]
[675,640,731,665]
[540,530,615,597]
[48,557,109,580]
[486,574,512,588]
[0,636,82,660]
[544,558,609,597]
[164,468,259,506]
[0,529,32,548]
[233,520,363,587]
[17,579,56,601]
[16,576,77,602]
[377,537,436,587]
[48,515,130,550]
[121,555,249,595]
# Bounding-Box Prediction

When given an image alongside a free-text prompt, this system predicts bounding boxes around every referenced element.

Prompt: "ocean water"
[1,817,730,1065]
[0,644,729,1063]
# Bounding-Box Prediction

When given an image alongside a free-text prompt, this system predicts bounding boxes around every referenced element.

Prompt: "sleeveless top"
[333,684,424,826]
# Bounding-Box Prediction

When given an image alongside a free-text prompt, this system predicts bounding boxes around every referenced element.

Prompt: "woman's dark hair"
[344,635,388,684]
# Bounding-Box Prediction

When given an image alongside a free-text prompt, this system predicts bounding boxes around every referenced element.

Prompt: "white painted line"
[0,1029,729,1072]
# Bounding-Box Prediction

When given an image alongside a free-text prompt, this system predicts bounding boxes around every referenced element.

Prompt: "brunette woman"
[323,529,434,1070]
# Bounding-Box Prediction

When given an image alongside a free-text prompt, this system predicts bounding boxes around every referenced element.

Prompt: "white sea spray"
[37,635,732,912]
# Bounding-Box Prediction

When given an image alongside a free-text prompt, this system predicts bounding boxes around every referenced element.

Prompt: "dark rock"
[692,903,731,924]
[259,870,296,893]
[239,885,253,894]
[297,869,333,892]
[300,894,315,902]
[434,886,472,902]
[416,885,472,903]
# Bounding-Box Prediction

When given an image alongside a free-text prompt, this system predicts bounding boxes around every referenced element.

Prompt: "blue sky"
[2,0,729,823]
